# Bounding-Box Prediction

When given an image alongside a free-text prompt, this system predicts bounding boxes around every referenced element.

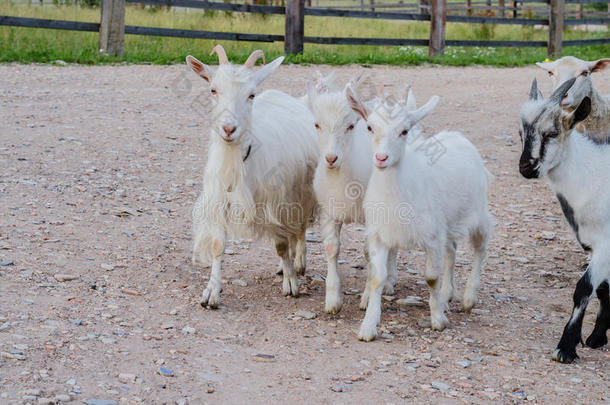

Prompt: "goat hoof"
[296,265,306,277]
[552,347,578,364]
[430,314,449,331]
[200,287,220,309]
[382,283,395,295]
[324,297,343,315]
[585,332,608,349]
[358,324,377,342]
[282,277,299,297]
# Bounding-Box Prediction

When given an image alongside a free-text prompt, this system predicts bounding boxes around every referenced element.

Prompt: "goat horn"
[245,50,265,69]
[210,45,229,65]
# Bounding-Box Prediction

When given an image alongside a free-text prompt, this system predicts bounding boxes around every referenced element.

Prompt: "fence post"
[429,0,446,57]
[99,0,125,57]
[548,0,564,58]
[285,0,305,55]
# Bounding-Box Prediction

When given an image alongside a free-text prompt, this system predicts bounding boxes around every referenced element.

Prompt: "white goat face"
[536,56,610,111]
[186,47,284,144]
[308,90,360,169]
[519,78,591,179]
[346,87,439,170]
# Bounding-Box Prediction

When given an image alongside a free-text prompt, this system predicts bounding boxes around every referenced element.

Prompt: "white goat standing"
[536,56,610,141]
[187,46,318,307]
[307,77,421,314]
[346,87,493,341]
[518,77,610,363]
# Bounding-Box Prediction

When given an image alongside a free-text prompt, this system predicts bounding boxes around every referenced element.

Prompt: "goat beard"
[202,140,257,227]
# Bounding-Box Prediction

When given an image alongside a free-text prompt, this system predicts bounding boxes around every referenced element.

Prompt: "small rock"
[396,296,424,307]
[294,310,316,320]
[84,400,118,405]
[417,319,431,328]
[305,231,321,243]
[176,399,188,405]
[232,279,247,287]
[431,381,451,392]
[161,324,174,330]
[118,373,136,383]
[0,321,10,331]
[37,398,54,405]
[69,319,82,326]
[456,360,470,368]
[66,379,76,386]
[0,260,14,266]
[252,353,275,363]
[330,383,344,393]
[25,389,41,397]
[382,295,395,302]
[206,388,215,394]
[570,377,583,384]
[55,394,71,402]
[101,264,115,271]
[541,231,556,240]
[181,326,196,335]
[54,274,78,282]
[158,367,174,377]
[100,337,116,344]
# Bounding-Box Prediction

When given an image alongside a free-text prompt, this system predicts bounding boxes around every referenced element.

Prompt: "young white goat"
[536,56,610,142]
[346,87,493,341]
[187,46,318,307]
[519,77,610,363]
[307,77,422,314]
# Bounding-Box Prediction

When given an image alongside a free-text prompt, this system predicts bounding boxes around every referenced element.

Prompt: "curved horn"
[210,45,229,64]
[245,50,265,69]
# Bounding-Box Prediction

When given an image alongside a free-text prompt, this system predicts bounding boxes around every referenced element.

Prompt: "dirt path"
[0,63,609,404]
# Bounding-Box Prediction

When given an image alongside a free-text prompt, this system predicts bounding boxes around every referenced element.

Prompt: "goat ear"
[565,96,591,130]
[549,77,576,104]
[529,78,543,101]
[588,58,610,73]
[252,56,284,86]
[535,60,555,72]
[345,86,369,121]
[306,80,316,108]
[186,55,213,83]
[410,95,439,125]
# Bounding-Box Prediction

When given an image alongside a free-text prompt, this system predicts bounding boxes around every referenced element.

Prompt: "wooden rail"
[1,0,609,58]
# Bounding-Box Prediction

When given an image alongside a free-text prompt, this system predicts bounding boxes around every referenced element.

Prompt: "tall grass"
[0,2,608,65]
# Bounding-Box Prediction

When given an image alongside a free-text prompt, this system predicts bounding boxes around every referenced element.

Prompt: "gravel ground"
[1,63,609,404]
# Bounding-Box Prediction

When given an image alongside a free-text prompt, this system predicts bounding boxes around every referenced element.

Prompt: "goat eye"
[248,94,255,100]
[347,124,354,131]
[210,88,217,95]
[548,71,553,77]
[315,123,320,130]
[400,129,408,137]
[581,71,589,77]
[367,125,373,133]
[546,132,559,138]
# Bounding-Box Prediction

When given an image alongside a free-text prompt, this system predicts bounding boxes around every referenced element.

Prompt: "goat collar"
[242,144,252,162]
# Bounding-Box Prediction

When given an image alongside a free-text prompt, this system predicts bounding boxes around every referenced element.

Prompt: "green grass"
[0,2,608,66]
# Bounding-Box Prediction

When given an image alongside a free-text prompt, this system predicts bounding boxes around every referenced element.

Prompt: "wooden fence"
[1,0,608,59]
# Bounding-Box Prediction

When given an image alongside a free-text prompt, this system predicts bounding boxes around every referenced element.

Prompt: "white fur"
[346,87,493,341]
[306,76,409,314]
[187,50,318,307]
[536,56,610,140]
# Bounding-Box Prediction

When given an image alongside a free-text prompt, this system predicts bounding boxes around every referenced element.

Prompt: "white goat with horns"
[536,56,610,142]
[187,45,318,307]
[346,86,493,341]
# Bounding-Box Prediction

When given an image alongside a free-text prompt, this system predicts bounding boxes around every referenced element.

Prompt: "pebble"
[417,319,431,328]
[456,360,470,368]
[396,296,424,307]
[101,264,115,271]
[294,310,316,320]
[84,400,118,405]
[330,383,344,393]
[0,322,10,331]
[541,231,556,240]
[0,260,14,266]
[118,373,137,383]
[431,381,451,392]
[158,367,174,377]
[570,377,583,383]
[176,399,188,405]
[37,398,55,405]
[181,326,196,334]
[66,379,76,386]
[54,274,78,282]
[232,279,247,287]
[25,389,41,397]
[252,353,276,363]
[55,394,71,402]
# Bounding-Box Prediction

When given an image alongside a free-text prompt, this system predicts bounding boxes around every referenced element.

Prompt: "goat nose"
[325,155,338,165]
[222,125,237,136]
[375,153,388,162]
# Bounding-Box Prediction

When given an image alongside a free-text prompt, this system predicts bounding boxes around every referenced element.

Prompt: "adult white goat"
[347,87,493,341]
[519,77,610,363]
[187,46,318,307]
[536,56,610,141]
[306,77,415,314]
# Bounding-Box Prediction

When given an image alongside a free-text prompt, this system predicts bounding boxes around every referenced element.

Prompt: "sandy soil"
[0,63,609,404]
